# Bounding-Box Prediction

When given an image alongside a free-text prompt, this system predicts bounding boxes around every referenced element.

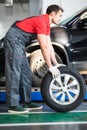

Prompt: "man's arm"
[47,36,58,66]
[37,34,52,68]
[37,34,58,68]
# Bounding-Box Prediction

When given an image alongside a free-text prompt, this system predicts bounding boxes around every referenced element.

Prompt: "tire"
[41,66,86,112]
[29,49,63,87]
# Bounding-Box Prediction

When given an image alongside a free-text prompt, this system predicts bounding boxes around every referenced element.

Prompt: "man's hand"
[49,65,60,78]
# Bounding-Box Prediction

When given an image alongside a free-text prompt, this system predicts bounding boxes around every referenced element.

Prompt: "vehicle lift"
[0,86,87,102]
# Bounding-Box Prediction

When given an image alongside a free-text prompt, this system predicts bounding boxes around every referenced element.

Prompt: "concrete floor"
[0,101,87,113]
[0,124,87,130]
[0,101,87,130]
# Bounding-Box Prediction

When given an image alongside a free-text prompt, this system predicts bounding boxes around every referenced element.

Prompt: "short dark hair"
[46,4,64,14]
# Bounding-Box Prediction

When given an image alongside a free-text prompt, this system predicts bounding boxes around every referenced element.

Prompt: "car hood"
[50,7,87,44]
[50,26,69,45]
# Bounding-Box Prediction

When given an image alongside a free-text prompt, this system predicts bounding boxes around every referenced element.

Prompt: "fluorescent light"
[5,0,13,7]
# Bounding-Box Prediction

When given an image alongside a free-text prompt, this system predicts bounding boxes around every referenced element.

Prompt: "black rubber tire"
[41,66,86,112]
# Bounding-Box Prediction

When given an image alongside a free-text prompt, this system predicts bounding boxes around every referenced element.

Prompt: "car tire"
[41,66,86,112]
[29,49,63,87]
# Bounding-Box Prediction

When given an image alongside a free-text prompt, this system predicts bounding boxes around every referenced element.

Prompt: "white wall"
[0,3,29,38]
[29,0,87,21]
[29,0,42,16]
[41,0,61,14]
[0,0,87,38]
[61,0,87,20]
[29,0,61,15]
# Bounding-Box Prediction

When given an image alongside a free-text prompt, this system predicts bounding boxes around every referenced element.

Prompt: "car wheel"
[41,66,86,112]
[29,49,63,87]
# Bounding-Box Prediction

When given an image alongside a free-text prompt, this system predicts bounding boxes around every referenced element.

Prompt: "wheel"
[41,66,86,112]
[29,49,63,87]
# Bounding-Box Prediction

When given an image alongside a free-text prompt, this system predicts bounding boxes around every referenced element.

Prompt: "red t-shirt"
[16,14,50,35]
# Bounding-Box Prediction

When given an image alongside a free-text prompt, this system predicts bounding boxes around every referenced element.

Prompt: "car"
[0,7,87,87]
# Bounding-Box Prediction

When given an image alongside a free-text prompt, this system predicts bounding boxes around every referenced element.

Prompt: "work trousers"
[4,27,32,106]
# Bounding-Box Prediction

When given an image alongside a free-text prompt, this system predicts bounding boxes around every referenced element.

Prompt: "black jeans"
[4,27,33,106]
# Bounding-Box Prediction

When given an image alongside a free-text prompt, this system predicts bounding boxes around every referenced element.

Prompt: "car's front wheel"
[29,49,63,87]
[41,66,86,112]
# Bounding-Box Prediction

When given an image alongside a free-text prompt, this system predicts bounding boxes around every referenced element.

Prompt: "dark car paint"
[50,7,87,71]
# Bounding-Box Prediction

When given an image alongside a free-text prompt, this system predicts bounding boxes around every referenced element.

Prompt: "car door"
[68,12,87,71]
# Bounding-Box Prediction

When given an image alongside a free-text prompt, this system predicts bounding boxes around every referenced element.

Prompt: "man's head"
[46,4,64,24]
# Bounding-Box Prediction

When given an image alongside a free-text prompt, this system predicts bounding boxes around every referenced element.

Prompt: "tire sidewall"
[41,66,86,112]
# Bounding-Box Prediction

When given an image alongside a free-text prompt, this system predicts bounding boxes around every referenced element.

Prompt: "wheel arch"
[26,42,69,66]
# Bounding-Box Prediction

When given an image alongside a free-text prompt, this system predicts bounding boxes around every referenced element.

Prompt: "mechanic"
[4,4,64,114]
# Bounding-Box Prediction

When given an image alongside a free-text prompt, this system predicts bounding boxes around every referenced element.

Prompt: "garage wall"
[41,0,61,13]
[29,0,87,20]
[29,0,41,16]
[61,0,87,20]
[0,3,29,38]
[40,0,87,20]
[29,0,61,16]
[0,0,87,39]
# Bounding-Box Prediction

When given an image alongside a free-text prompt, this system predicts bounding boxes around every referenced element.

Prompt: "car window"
[73,11,87,29]
[59,14,76,25]
[78,19,87,29]
[59,8,87,26]
[80,11,87,20]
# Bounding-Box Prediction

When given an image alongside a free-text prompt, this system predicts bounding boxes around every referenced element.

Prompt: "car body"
[0,7,87,87]
[50,7,87,73]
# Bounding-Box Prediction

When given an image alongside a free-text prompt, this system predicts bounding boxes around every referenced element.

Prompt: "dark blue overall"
[4,26,35,106]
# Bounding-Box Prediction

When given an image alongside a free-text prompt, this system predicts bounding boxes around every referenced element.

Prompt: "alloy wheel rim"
[49,73,80,105]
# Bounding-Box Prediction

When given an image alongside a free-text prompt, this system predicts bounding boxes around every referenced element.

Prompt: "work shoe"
[23,102,43,111]
[8,105,29,114]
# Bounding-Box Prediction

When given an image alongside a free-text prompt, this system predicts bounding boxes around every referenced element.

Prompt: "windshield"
[59,7,87,25]
[59,13,77,25]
